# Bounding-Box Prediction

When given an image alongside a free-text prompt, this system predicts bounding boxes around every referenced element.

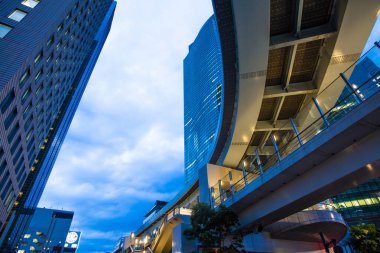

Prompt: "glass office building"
[183,15,224,184]
[0,0,116,251]
[332,53,380,228]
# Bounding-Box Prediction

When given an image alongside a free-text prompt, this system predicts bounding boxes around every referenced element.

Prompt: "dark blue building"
[0,0,116,251]
[17,207,74,253]
[183,15,224,184]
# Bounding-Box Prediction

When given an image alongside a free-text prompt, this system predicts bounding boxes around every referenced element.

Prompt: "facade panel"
[183,16,224,184]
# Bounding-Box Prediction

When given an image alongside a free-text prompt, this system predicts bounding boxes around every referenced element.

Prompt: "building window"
[21,0,39,8]
[0,23,12,38]
[56,41,61,51]
[34,51,42,65]
[23,102,32,119]
[19,70,30,88]
[0,160,6,177]
[8,10,27,22]
[47,36,54,47]
[1,90,15,113]
[46,53,52,63]
[7,123,19,144]
[34,69,42,82]
[21,87,31,104]
[0,172,10,192]
[4,108,17,130]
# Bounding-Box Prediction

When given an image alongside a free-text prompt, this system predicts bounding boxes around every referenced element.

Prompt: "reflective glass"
[0,23,12,38]
[183,15,224,184]
[8,10,27,22]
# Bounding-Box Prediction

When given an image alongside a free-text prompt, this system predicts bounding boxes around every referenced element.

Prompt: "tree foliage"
[184,203,243,252]
[350,224,380,253]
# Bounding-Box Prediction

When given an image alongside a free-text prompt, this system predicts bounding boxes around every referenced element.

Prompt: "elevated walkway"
[201,44,380,229]
[266,204,347,243]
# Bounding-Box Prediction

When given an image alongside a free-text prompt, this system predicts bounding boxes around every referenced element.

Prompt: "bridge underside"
[229,91,380,229]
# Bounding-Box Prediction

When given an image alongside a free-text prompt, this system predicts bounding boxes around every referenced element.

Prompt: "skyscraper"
[183,15,224,185]
[0,0,116,251]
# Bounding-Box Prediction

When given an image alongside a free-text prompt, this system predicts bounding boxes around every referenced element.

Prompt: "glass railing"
[211,43,380,207]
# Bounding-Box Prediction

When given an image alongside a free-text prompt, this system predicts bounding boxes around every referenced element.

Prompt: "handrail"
[148,206,192,250]
[211,43,380,207]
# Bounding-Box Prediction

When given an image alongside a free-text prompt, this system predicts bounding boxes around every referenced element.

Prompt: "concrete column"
[172,222,196,253]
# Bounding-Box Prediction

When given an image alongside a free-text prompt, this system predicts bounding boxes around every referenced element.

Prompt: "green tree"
[184,203,243,252]
[350,224,380,253]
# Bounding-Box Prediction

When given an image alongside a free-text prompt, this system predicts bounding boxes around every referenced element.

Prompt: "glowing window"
[8,10,27,22]
[23,234,31,239]
[345,201,352,207]
[0,23,12,38]
[22,0,39,8]
[352,200,359,207]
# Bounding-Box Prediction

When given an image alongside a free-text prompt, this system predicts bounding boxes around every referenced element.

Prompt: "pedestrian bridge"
[200,43,380,230]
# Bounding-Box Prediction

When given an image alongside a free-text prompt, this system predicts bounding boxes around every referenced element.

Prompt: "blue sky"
[38,1,213,252]
[38,2,380,253]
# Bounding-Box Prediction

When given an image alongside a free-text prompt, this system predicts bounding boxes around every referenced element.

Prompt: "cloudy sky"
[39,1,213,252]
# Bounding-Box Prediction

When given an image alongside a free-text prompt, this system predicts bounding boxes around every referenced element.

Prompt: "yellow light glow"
[366,164,374,171]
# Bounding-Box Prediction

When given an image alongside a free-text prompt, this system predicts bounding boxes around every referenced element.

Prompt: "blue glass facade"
[0,0,116,251]
[332,49,380,229]
[184,16,224,184]
[17,208,74,253]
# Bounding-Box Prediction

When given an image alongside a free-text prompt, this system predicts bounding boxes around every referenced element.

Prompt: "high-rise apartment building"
[0,0,116,251]
[183,15,224,185]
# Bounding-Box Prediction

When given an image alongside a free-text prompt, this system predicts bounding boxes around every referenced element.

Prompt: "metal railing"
[145,206,192,250]
[211,42,380,207]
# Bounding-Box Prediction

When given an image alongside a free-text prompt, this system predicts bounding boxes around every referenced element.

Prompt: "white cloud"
[39,0,213,252]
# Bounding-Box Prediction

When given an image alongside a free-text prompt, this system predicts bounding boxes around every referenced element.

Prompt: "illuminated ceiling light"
[366,164,374,171]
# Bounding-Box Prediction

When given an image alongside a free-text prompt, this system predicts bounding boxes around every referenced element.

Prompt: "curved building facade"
[183,15,224,184]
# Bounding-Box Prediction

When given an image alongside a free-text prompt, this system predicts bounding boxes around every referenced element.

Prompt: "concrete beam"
[272,97,285,124]
[255,120,292,132]
[270,24,336,50]
[259,131,272,149]
[263,82,317,99]
[283,45,298,90]
[295,0,304,35]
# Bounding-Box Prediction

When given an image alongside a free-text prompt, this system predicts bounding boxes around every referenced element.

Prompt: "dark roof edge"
[210,0,238,165]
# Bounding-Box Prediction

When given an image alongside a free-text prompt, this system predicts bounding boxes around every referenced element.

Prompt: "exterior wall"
[243,232,326,253]
[183,15,224,185]
[172,223,196,253]
[17,208,73,253]
[0,0,115,251]
[333,178,380,228]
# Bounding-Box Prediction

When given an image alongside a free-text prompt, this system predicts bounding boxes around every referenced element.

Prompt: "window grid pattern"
[184,16,224,185]
[0,0,114,245]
